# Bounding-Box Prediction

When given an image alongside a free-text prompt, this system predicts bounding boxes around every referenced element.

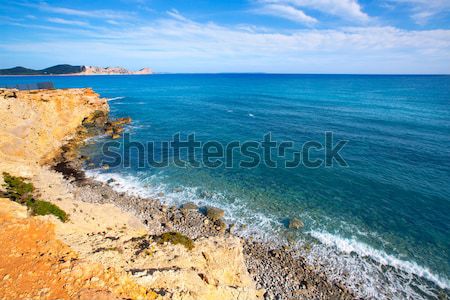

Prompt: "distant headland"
[0,64,152,76]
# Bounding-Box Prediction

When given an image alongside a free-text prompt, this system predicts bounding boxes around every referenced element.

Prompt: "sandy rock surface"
[0,198,156,300]
[0,88,108,165]
[0,88,261,300]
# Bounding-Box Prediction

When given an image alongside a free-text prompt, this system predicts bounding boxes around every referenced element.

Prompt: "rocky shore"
[54,95,356,299]
[0,88,356,299]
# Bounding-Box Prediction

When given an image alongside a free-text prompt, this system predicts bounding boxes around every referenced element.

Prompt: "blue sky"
[1,0,449,73]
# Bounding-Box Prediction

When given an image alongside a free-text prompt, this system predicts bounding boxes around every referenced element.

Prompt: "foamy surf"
[83,168,449,300]
[84,169,284,241]
[107,96,125,101]
[308,230,450,299]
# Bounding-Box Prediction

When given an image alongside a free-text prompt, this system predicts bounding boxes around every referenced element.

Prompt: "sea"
[1,74,449,299]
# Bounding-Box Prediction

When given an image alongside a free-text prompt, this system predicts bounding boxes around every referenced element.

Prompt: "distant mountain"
[41,64,84,74]
[0,64,83,75]
[0,64,152,75]
[0,66,42,75]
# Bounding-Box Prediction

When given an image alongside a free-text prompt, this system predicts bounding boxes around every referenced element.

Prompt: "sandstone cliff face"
[0,88,261,300]
[0,88,108,165]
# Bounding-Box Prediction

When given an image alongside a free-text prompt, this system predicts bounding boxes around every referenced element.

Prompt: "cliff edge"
[0,88,108,165]
[0,88,261,300]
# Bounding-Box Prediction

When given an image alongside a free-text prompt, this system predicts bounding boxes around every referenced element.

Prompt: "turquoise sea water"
[2,74,449,299]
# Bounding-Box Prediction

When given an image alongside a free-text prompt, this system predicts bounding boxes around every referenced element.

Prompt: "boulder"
[111,117,132,126]
[182,202,198,210]
[206,206,224,221]
[215,219,227,233]
[113,126,124,134]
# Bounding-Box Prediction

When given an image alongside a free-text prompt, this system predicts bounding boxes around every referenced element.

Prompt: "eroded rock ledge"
[0,88,108,165]
[0,88,263,300]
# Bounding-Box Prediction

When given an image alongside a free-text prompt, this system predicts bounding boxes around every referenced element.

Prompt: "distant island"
[0,64,152,75]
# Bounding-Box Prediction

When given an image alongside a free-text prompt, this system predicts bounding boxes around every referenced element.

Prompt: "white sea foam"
[308,230,450,298]
[85,169,163,198]
[107,96,125,101]
[248,113,255,117]
[83,169,449,299]
[84,169,283,240]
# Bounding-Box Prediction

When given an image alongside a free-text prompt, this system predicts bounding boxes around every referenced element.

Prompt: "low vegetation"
[2,172,68,222]
[2,172,34,204]
[26,199,68,222]
[156,232,194,250]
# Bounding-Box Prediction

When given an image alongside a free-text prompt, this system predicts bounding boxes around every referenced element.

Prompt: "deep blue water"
[2,74,449,299]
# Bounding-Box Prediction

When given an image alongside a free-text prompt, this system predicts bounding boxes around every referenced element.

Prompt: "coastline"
[51,98,355,300]
[0,73,154,77]
[54,137,355,300]
[0,87,354,299]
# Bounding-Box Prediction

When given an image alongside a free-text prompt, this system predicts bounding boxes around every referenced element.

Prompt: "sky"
[0,0,450,74]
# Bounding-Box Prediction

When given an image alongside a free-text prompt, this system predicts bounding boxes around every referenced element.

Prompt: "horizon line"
[1,72,449,77]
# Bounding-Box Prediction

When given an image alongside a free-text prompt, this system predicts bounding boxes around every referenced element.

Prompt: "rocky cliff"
[0,88,261,300]
[82,66,153,75]
[0,88,108,165]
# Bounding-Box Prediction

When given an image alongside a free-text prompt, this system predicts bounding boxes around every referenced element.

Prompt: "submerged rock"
[288,218,304,229]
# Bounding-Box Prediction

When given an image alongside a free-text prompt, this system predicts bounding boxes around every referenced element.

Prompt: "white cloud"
[106,20,120,25]
[388,0,450,24]
[21,2,134,20]
[47,17,89,27]
[259,0,369,22]
[255,4,318,24]
[1,11,449,73]
[166,9,192,22]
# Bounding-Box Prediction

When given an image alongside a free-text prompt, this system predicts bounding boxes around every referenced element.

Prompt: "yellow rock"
[0,198,28,219]
[0,88,108,165]
[0,87,261,300]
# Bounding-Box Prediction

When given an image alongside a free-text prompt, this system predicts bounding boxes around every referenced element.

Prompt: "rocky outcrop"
[0,88,261,300]
[62,226,262,300]
[82,66,153,75]
[0,198,157,300]
[0,88,108,165]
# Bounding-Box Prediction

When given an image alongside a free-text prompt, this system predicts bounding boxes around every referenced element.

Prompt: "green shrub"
[26,199,68,222]
[2,172,34,204]
[2,172,68,222]
[156,232,194,250]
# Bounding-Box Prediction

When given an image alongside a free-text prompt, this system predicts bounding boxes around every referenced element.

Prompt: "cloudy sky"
[1,0,450,73]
